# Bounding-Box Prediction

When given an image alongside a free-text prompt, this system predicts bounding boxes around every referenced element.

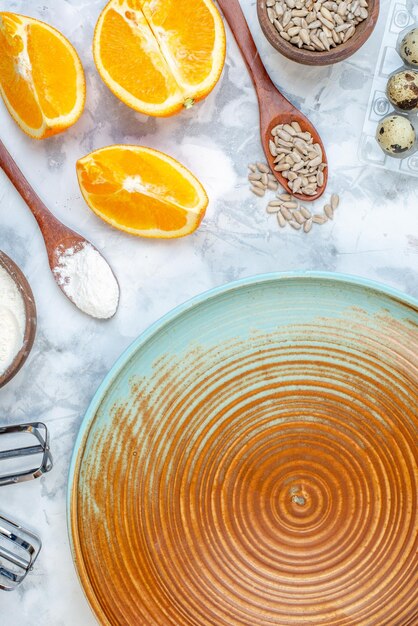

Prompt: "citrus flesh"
[0,12,85,139]
[93,0,226,116]
[77,145,208,238]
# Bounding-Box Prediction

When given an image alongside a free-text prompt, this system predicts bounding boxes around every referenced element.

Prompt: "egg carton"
[359,0,418,176]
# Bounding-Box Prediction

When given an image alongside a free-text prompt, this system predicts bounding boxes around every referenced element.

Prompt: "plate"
[68,273,418,626]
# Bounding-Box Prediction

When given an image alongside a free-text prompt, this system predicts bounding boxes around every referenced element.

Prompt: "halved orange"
[0,12,85,139]
[76,145,209,238]
[93,0,226,117]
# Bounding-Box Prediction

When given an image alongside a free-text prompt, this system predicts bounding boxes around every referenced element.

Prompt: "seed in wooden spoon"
[54,243,119,319]
[269,123,327,197]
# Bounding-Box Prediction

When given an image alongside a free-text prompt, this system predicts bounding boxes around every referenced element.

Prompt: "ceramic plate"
[68,273,418,626]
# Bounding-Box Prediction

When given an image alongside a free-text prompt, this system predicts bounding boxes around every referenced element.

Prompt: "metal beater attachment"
[0,514,42,591]
[0,422,53,486]
[0,422,52,590]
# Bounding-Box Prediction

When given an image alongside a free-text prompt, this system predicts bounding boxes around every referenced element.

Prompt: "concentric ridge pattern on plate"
[72,283,418,626]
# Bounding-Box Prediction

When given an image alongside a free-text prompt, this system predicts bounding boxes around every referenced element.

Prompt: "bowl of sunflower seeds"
[258,0,380,66]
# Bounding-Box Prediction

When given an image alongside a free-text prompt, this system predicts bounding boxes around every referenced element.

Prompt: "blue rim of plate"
[66,270,417,564]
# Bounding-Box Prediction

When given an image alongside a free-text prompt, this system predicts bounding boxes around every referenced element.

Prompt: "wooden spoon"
[0,139,119,319]
[217,0,328,202]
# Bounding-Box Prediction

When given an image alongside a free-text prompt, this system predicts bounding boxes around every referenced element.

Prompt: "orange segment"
[76,145,209,238]
[0,12,85,139]
[93,0,226,117]
[97,6,180,108]
[141,0,221,97]
[28,23,80,118]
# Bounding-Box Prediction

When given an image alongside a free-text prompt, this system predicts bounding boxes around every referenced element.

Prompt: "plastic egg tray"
[360,0,418,176]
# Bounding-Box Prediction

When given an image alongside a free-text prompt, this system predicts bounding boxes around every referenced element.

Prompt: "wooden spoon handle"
[0,139,68,245]
[217,0,277,97]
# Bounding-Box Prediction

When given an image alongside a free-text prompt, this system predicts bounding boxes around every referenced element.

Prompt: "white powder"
[54,243,119,320]
[0,265,26,376]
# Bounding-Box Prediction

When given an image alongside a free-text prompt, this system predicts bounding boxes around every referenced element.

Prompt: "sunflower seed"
[280,207,293,220]
[299,28,310,45]
[300,206,312,219]
[292,161,305,173]
[309,155,322,168]
[344,25,356,41]
[324,204,334,219]
[292,177,302,193]
[331,193,340,210]
[277,138,294,148]
[293,210,306,224]
[312,214,328,224]
[277,212,287,228]
[251,186,265,197]
[304,219,313,233]
[248,173,262,182]
[277,129,293,141]
[257,162,270,173]
[289,220,302,230]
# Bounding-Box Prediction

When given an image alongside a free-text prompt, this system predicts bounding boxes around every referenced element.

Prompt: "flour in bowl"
[54,243,119,319]
[0,264,26,376]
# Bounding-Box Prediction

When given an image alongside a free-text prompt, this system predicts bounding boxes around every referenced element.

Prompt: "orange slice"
[0,12,85,139]
[93,0,226,117]
[76,145,209,238]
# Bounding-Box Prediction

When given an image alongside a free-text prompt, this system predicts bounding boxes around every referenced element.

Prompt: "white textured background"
[0,0,417,624]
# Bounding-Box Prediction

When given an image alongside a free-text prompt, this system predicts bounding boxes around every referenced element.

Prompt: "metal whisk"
[0,422,52,590]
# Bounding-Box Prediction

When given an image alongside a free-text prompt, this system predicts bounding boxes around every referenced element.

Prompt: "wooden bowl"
[257,0,380,66]
[0,252,37,388]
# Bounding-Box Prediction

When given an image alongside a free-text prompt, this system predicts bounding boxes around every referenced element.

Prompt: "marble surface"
[0,1,417,624]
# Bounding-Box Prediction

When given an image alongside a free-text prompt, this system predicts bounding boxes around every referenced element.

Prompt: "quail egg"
[376,115,416,156]
[400,27,418,67]
[387,70,418,111]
